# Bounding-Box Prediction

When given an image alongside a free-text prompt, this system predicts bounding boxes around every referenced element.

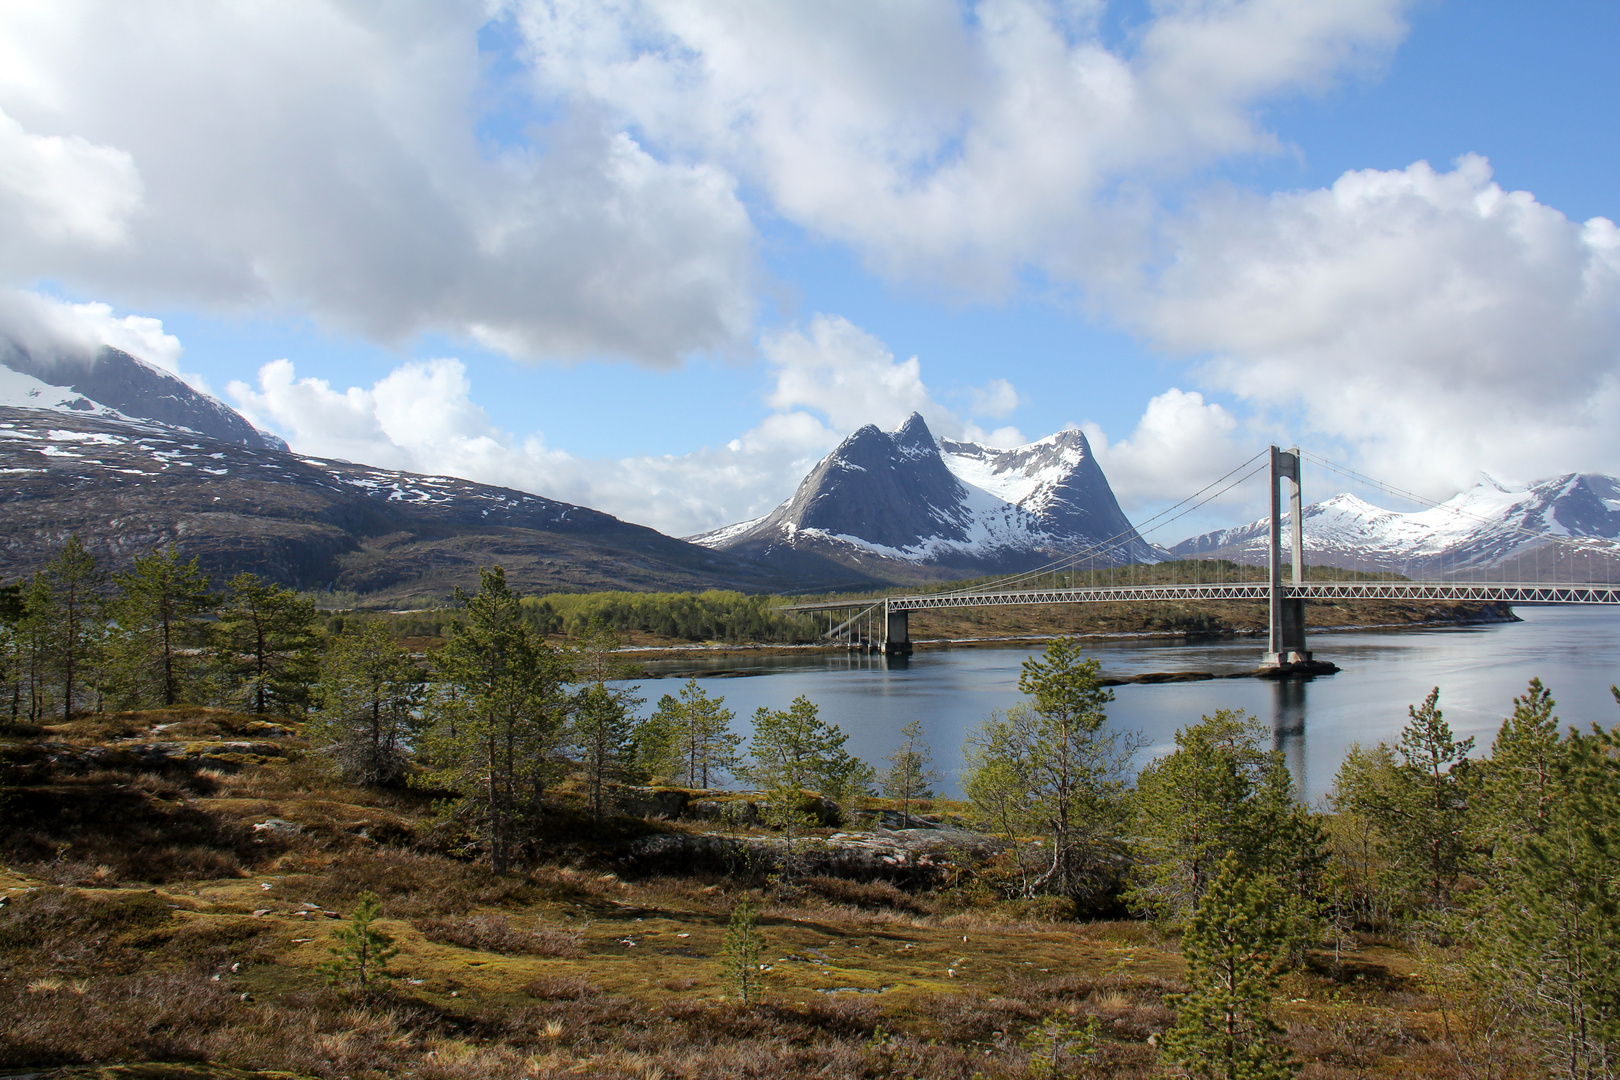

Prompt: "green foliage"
[721,895,765,1006]
[308,622,423,785]
[1332,687,1477,917]
[880,718,939,818]
[531,589,818,643]
[318,890,398,993]
[641,678,740,788]
[1023,1010,1103,1079]
[571,681,638,821]
[213,572,320,717]
[418,567,571,873]
[106,546,212,709]
[1159,854,1299,1080]
[742,695,872,827]
[1128,710,1325,937]
[962,637,1137,903]
[31,536,107,719]
[1469,705,1620,1078]
[1477,678,1566,875]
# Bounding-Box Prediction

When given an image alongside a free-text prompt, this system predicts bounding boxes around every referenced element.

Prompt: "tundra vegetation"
[0,538,1617,1079]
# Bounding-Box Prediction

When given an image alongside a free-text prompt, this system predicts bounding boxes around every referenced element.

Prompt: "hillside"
[0,407,868,603]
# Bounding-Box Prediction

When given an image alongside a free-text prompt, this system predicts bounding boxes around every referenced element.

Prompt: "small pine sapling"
[881,718,940,821]
[1024,1010,1103,1079]
[319,890,399,993]
[721,895,765,1006]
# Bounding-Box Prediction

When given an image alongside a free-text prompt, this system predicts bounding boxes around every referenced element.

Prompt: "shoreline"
[617,608,1522,670]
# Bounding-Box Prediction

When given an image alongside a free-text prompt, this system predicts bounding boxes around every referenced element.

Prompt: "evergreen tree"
[1128,710,1325,932]
[0,581,24,720]
[1334,688,1476,915]
[214,573,319,716]
[643,678,740,788]
[419,567,570,873]
[571,680,638,821]
[32,537,106,719]
[309,622,422,785]
[1474,722,1620,1080]
[742,695,871,828]
[721,895,765,1006]
[880,718,939,819]
[1477,678,1566,876]
[318,890,398,994]
[107,546,212,708]
[1160,853,1299,1080]
[960,637,1138,902]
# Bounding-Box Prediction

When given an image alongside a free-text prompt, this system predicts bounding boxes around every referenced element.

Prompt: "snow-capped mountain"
[0,336,287,451]
[694,414,1156,582]
[1171,474,1620,578]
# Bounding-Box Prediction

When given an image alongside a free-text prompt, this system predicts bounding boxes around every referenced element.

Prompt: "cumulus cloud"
[1083,388,1247,512]
[229,314,1032,535]
[1131,156,1620,498]
[515,0,1408,292]
[0,2,756,365]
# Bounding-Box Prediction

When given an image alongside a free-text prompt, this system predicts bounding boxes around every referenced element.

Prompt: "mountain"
[693,413,1156,582]
[0,406,849,603]
[1171,474,1620,578]
[0,336,287,451]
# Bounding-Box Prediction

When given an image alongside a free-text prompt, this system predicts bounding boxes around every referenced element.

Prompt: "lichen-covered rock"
[626,825,1003,887]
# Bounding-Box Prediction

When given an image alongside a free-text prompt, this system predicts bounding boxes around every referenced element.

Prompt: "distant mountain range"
[1172,474,1620,579]
[693,414,1157,582]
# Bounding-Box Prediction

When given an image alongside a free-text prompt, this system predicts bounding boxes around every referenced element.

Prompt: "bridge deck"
[785,581,1620,614]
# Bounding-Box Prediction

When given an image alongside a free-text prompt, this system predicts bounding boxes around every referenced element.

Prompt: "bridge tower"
[1264,445,1312,670]
[883,599,912,656]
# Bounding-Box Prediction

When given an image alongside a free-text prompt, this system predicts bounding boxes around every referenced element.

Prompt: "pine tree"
[107,546,212,708]
[213,573,319,716]
[1160,854,1298,1080]
[32,537,106,719]
[1478,678,1566,876]
[1334,688,1476,917]
[960,637,1138,902]
[309,622,422,785]
[742,695,871,829]
[643,678,740,788]
[1474,721,1620,1079]
[318,890,398,994]
[572,680,637,821]
[1129,711,1325,936]
[880,718,939,820]
[721,895,765,1006]
[419,567,570,873]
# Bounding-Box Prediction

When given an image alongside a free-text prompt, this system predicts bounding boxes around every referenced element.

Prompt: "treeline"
[2,539,321,721]
[526,589,820,643]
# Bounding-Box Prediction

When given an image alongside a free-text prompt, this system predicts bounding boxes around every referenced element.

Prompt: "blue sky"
[2,1,1617,542]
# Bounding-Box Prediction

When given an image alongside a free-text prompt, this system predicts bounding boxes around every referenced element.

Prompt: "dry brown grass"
[413,912,583,958]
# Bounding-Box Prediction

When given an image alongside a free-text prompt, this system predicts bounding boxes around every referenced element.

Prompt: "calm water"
[624,607,1620,804]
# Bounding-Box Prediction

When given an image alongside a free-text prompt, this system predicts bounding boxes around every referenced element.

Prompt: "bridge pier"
[1263,445,1316,672]
[883,603,912,656]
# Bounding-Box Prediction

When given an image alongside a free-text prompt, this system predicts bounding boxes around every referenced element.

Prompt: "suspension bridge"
[785,446,1620,671]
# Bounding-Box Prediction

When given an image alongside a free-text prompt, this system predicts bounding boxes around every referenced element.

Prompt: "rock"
[615,786,689,820]
[626,825,1003,887]
[252,818,301,836]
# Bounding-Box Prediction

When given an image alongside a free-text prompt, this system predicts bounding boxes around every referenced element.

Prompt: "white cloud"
[969,377,1021,419]
[0,105,140,248]
[0,2,756,366]
[1083,388,1246,511]
[229,314,1034,535]
[515,0,1408,292]
[1132,156,1620,499]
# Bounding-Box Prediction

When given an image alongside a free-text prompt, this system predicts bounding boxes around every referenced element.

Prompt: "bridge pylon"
[1263,445,1314,672]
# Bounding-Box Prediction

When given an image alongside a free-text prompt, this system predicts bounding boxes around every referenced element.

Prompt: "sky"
[1,0,1617,545]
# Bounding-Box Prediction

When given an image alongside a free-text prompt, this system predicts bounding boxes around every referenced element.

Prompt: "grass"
[0,706,1517,1078]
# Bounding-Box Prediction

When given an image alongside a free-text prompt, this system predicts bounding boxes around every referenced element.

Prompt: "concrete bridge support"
[883,603,913,656]
[1264,445,1313,670]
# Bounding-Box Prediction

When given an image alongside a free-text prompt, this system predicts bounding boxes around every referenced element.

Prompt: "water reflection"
[1270,678,1308,796]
